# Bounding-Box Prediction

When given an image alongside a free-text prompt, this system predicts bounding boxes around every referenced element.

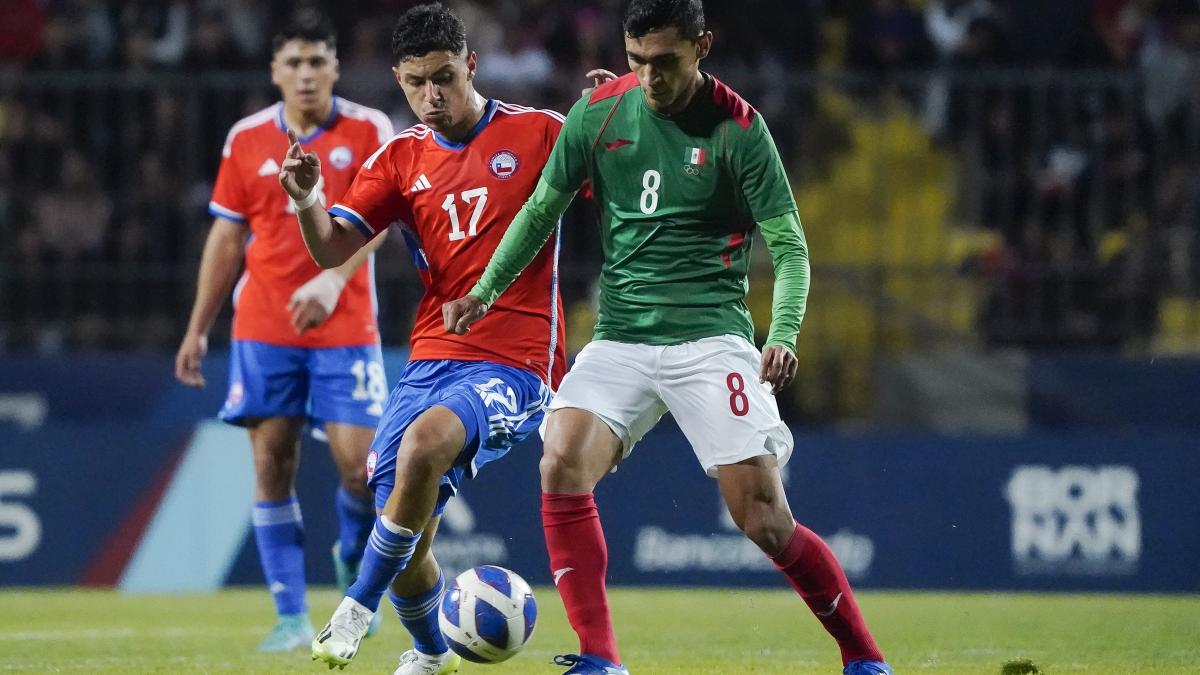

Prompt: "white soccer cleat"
[331,543,383,638]
[311,596,374,669]
[392,649,462,675]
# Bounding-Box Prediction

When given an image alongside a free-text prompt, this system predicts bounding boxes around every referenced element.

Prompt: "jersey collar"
[432,99,498,151]
[639,73,712,121]
[275,96,341,144]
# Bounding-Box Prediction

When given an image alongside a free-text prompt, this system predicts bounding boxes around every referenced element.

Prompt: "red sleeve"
[329,140,408,239]
[208,141,248,223]
[545,114,563,150]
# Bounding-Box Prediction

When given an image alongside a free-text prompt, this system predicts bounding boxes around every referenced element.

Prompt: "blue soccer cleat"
[256,613,314,652]
[331,542,382,638]
[553,653,630,674]
[844,659,894,675]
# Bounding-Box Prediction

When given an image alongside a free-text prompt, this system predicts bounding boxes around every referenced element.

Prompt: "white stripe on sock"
[368,530,417,559]
[252,501,302,527]
[392,591,442,620]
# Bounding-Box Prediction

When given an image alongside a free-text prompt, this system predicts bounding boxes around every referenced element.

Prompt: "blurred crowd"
[1,0,1199,357]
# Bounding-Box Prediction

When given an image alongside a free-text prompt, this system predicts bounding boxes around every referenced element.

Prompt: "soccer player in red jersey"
[285,5,566,673]
[175,11,392,652]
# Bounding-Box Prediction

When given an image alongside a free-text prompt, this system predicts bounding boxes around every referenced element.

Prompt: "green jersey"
[473,72,809,350]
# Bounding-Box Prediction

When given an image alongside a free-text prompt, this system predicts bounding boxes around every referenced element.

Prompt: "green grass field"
[1,588,1197,674]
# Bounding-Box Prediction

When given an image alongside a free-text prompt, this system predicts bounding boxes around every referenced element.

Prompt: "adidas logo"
[410,174,432,192]
[258,157,280,176]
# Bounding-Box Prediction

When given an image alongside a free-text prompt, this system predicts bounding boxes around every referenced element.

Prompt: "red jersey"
[330,99,566,386]
[209,97,393,348]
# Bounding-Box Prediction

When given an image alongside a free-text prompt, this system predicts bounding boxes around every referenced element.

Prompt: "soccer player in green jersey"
[444,1,891,673]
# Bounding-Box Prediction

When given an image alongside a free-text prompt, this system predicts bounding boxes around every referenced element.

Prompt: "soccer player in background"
[279,4,566,673]
[443,0,893,673]
[175,11,392,652]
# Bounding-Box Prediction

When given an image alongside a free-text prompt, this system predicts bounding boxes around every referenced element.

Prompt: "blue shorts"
[219,340,387,429]
[366,359,550,516]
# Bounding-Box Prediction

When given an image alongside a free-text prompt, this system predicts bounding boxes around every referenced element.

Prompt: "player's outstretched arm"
[758,210,810,393]
[279,129,365,268]
[442,178,575,334]
[176,216,248,387]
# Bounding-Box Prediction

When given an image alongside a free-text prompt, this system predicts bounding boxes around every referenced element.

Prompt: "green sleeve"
[470,177,576,305]
[542,95,592,193]
[758,210,809,351]
[730,113,798,222]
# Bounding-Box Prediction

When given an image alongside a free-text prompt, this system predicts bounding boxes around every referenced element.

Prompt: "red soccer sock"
[771,523,885,665]
[541,492,621,665]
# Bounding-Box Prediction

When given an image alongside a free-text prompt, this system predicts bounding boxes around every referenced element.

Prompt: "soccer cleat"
[392,649,462,675]
[311,596,374,668]
[256,613,314,652]
[843,659,894,675]
[553,653,631,674]
[331,543,382,638]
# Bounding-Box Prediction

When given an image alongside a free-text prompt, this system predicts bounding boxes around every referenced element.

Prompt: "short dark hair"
[391,2,467,63]
[623,0,705,39]
[272,10,337,54]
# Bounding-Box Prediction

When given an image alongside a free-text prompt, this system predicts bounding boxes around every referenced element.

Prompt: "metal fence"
[2,69,1199,415]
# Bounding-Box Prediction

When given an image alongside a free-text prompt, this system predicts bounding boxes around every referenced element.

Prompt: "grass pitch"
[0,588,1197,674]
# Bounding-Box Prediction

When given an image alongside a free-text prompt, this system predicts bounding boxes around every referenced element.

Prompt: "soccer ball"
[438,565,537,663]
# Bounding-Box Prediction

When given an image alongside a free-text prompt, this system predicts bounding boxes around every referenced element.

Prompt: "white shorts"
[548,335,793,477]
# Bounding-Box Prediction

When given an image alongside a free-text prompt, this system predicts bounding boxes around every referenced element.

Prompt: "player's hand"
[582,68,619,98]
[287,269,346,334]
[278,128,321,200]
[759,344,797,394]
[175,332,208,388]
[288,296,329,334]
[442,295,488,335]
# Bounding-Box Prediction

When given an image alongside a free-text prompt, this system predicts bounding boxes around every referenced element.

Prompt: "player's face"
[271,40,339,115]
[625,28,712,113]
[393,50,478,134]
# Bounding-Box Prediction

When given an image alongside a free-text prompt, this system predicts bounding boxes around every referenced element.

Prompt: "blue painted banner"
[1026,354,1200,430]
[2,354,1198,592]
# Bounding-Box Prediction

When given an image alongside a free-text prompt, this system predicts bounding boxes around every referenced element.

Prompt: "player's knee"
[253,451,296,493]
[329,450,369,491]
[395,422,459,477]
[538,447,567,482]
[539,439,588,489]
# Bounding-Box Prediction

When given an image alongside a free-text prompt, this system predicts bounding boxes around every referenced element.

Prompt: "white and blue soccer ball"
[438,565,537,663]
